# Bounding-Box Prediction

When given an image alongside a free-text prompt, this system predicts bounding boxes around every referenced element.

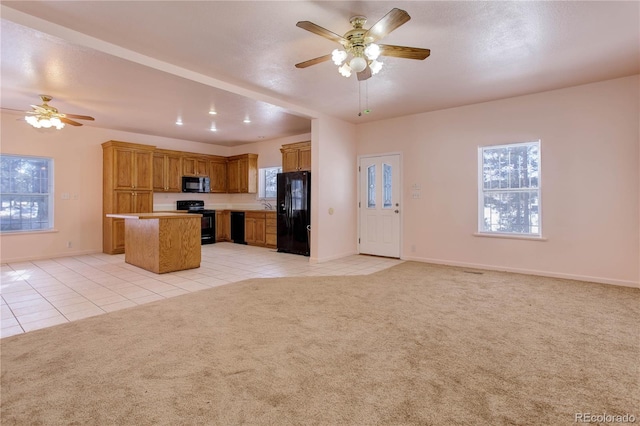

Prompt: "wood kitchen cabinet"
[108,142,154,190]
[245,211,266,246]
[153,149,182,192]
[209,156,227,193]
[281,141,311,172]
[227,154,258,193]
[103,140,156,254]
[182,156,209,176]
[265,211,277,248]
[215,210,230,242]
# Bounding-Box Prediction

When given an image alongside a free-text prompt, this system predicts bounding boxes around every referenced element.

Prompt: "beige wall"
[357,76,639,287]
[311,117,358,263]
[0,114,309,262]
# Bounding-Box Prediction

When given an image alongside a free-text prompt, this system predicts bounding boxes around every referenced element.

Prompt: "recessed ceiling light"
[209,110,217,115]
[243,118,251,124]
[210,127,217,132]
[176,118,183,126]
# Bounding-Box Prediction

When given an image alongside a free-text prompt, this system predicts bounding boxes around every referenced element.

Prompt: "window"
[0,155,54,232]
[258,166,282,199]
[478,141,540,236]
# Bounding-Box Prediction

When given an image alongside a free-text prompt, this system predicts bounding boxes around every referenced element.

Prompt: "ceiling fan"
[295,8,430,80]
[3,94,95,129]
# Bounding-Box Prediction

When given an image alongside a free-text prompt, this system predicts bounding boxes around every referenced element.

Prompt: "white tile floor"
[1,243,403,339]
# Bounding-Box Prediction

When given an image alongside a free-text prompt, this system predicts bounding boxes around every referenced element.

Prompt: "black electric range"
[176,200,216,245]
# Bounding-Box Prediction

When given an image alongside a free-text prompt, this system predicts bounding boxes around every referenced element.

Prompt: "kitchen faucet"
[261,201,273,210]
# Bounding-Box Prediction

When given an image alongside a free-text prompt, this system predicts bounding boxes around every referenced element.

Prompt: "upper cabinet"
[153,149,183,192]
[107,141,154,191]
[183,156,209,176]
[281,141,311,172]
[208,156,227,193]
[227,154,258,193]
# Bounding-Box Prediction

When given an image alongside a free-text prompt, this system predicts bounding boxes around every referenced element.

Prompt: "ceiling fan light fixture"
[364,43,381,60]
[331,49,347,65]
[349,56,367,73]
[370,59,383,75]
[338,63,352,77]
[25,114,65,130]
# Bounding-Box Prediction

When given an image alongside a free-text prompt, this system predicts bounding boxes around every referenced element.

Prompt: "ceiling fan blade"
[30,104,51,112]
[357,66,372,81]
[296,21,346,45]
[60,117,83,126]
[365,8,411,42]
[0,107,30,114]
[295,54,332,69]
[62,113,95,121]
[378,44,431,60]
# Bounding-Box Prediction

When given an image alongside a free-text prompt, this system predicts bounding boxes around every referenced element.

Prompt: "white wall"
[311,116,358,263]
[357,76,639,287]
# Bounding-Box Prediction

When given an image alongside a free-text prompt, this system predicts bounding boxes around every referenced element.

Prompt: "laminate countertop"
[107,212,201,219]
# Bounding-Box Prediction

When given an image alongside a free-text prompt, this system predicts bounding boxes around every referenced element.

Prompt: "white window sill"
[473,232,547,242]
[1,229,58,236]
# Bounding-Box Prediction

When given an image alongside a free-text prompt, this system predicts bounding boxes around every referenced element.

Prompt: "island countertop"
[107,212,201,219]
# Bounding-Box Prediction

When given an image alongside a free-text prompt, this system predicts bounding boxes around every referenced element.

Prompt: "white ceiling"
[1,1,638,147]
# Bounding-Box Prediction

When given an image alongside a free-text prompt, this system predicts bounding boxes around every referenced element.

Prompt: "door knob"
[394,209,399,213]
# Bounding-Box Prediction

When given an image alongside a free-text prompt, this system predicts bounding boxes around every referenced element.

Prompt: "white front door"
[359,154,401,258]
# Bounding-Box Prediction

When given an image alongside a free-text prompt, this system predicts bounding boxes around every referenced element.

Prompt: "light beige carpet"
[1,262,638,425]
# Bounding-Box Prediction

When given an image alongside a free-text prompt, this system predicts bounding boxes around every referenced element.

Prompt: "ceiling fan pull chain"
[365,81,371,114]
[358,81,362,116]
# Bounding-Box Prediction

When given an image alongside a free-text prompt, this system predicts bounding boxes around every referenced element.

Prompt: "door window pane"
[367,165,376,208]
[383,163,392,209]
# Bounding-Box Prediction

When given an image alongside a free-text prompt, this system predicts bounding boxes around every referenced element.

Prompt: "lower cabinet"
[245,211,266,246]
[214,210,274,247]
[265,212,276,248]
[216,211,230,242]
[104,218,126,254]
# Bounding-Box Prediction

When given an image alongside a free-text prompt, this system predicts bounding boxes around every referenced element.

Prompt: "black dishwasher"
[230,212,246,244]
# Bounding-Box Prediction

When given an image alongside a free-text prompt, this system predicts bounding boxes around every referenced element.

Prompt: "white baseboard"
[400,255,639,289]
[1,249,103,264]
[310,250,359,264]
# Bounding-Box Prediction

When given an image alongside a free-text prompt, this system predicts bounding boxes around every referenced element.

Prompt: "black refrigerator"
[277,171,311,256]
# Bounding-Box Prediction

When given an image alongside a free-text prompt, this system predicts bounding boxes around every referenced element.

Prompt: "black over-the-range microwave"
[182,176,210,193]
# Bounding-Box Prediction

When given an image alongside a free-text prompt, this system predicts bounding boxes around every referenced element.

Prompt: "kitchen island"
[106,212,201,274]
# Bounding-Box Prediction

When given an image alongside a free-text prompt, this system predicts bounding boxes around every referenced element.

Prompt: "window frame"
[477,140,542,238]
[257,166,282,200]
[0,154,54,233]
